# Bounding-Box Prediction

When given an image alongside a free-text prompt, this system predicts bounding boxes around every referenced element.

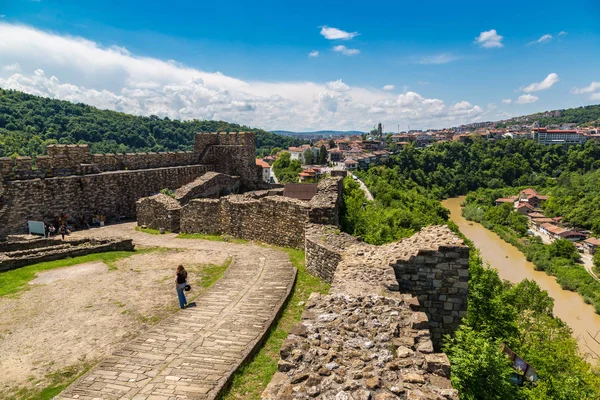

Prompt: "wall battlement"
[0,132,259,184]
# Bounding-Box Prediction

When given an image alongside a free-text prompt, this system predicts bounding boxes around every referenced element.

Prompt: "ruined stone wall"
[180,199,222,234]
[390,228,469,348]
[304,224,468,351]
[0,237,134,272]
[307,177,343,225]
[304,224,358,283]
[174,172,241,205]
[0,165,212,239]
[136,194,182,232]
[180,195,310,248]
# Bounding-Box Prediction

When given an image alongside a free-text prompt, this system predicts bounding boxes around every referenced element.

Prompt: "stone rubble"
[262,293,458,400]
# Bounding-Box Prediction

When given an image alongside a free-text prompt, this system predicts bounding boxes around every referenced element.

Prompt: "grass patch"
[2,362,93,400]
[219,247,329,400]
[135,226,165,235]
[194,258,232,290]
[176,233,248,244]
[0,248,162,297]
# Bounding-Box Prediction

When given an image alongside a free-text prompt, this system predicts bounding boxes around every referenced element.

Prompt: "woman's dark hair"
[177,265,185,273]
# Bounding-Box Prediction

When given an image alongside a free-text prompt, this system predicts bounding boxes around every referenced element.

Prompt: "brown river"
[442,196,600,360]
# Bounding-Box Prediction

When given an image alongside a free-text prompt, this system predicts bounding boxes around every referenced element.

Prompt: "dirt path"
[0,223,294,399]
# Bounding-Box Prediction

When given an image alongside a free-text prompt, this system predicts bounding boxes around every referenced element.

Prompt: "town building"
[583,237,600,255]
[256,159,271,183]
[532,128,587,146]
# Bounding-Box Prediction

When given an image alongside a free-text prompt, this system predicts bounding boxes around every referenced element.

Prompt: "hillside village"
[256,121,600,183]
[495,188,599,256]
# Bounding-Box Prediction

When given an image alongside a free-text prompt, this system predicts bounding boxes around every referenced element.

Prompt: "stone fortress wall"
[0,132,263,239]
[264,223,468,399]
[137,176,342,249]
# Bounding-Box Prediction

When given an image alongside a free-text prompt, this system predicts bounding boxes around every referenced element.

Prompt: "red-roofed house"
[518,188,549,208]
[256,159,271,183]
[583,237,600,255]
[495,196,518,206]
[516,202,535,215]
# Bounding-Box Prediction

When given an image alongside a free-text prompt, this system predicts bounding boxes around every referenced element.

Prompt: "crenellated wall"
[0,132,264,239]
[0,132,259,185]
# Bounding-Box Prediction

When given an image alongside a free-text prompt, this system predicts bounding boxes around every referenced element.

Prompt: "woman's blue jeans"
[176,283,187,309]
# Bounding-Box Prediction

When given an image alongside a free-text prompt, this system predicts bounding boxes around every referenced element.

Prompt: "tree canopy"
[0,88,303,157]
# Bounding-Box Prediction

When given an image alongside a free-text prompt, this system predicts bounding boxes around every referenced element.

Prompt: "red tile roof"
[255,159,270,168]
[585,237,600,246]
[541,223,568,235]
[517,202,534,210]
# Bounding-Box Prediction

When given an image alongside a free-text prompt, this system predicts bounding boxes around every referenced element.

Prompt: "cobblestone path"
[58,224,296,400]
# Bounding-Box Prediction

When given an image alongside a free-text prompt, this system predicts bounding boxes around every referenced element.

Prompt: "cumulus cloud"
[528,34,552,45]
[382,84,395,91]
[308,50,319,57]
[0,23,485,130]
[326,79,350,92]
[573,81,600,100]
[332,45,360,56]
[573,81,600,94]
[521,73,559,92]
[558,31,568,36]
[475,29,503,48]
[515,94,539,104]
[502,99,512,104]
[417,53,459,64]
[319,26,358,40]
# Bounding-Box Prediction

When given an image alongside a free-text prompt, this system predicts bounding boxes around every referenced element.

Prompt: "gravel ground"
[0,224,232,398]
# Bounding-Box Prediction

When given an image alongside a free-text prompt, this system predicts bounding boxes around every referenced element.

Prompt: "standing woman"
[175,265,188,309]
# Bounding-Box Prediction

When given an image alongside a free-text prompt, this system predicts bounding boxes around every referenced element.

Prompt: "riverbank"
[442,196,600,359]
[461,195,600,315]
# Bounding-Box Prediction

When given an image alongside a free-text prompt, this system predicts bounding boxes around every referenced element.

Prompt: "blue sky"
[1,0,599,131]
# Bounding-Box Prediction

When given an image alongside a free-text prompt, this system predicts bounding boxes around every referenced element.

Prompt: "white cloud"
[319,26,358,40]
[521,73,559,92]
[382,84,395,91]
[591,93,600,101]
[502,99,512,104]
[417,53,459,64]
[0,23,485,131]
[528,34,552,45]
[418,81,429,85]
[573,81,600,94]
[515,94,539,104]
[558,31,568,36]
[326,79,350,92]
[3,62,20,72]
[308,50,319,57]
[332,45,360,56]
[475,29,504,48]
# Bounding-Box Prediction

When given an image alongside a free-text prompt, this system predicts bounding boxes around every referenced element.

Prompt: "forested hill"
[0,89,303,157]
[497,104,600,128]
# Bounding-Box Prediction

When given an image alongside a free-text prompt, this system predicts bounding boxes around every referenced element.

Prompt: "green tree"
[303,148,314,165]
[549,239,580,261]
[318,145,328,165]
[328,139,336,149]
[444,326,517,400]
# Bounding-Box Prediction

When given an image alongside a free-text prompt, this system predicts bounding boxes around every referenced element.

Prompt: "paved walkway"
[58,223,296,400]
[351,173,374,201]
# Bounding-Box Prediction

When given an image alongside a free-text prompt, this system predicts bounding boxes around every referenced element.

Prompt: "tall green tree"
[318,145,328,165]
